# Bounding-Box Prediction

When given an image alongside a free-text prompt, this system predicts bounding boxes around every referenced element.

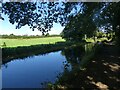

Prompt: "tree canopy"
[2,2,79,35]
[1,1,120,44]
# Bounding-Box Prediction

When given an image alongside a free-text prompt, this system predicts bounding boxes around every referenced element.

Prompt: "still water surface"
[2,51,71,88]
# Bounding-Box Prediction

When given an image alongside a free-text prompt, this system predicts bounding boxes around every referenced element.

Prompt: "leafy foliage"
[62,14,96,41]
[94,2,120,44]
[2,2,79,35]
[61,2,101,41]
[1,2,120,44]
[2,2,36,28]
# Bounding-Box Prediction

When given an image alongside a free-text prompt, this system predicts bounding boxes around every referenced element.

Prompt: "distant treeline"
[0,34,61,39]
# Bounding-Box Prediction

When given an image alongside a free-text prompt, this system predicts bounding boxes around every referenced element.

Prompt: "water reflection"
[53,43,96,89]
[2,51,70,88]
[61,45,85,69]
[2,43,93,88]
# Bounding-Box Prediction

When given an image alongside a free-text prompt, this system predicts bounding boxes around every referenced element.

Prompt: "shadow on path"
[79,45,120,89]
[57,45,120,90]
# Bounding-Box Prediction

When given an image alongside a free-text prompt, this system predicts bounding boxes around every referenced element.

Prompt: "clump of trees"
[0,34,60,39]
[61,2,120,44]
[1,1,120,45]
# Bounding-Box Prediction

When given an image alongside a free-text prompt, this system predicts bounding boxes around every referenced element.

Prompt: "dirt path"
[79,45,120,90]
[54,44,120,90]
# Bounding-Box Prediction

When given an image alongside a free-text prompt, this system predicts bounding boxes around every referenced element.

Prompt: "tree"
[94,2,120,45]
[1,1,120,44]
[2,1,79,35]
[61,2,101,41]
[45,33,49,36]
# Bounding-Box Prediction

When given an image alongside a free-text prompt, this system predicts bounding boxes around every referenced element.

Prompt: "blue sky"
[0,14,64,35]
[0,2,82,36]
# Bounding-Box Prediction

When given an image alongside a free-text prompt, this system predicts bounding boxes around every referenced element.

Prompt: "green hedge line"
[0,35,61,39]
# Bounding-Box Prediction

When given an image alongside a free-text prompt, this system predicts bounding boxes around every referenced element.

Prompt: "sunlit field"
[0,37,65,48]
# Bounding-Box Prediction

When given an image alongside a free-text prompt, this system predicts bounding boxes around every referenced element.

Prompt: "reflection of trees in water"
[58,45,120,89]
[84,43,95,53]
[0,61,2,69]
[61,45,85,69]
[2,63,8,68]
[56,45,86,88]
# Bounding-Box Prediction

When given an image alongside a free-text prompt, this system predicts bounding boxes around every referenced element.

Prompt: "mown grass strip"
[0,37,65,48]
[2,42,75,64]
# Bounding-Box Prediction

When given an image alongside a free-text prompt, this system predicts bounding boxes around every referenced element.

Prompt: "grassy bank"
[2,41,81,64]
[0,36,65,48]
[2,37,108,64]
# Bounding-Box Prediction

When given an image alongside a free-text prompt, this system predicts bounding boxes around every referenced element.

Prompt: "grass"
[0,36,109,48]
[0,37,65,48]
[2,41,76,63]
[1,36,110,63]
[86,37,108,43]
[85,38,95,43]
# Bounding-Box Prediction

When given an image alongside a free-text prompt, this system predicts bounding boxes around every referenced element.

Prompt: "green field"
[0,37,65,48]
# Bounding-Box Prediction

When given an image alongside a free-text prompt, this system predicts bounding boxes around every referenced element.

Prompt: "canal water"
[2,51,71,88]
[2,44,91,88]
